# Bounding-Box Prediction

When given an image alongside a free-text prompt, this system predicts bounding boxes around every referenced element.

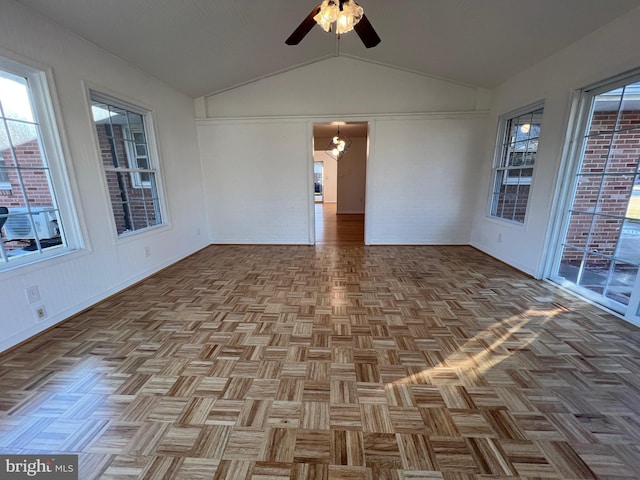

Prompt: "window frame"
[0,55,81,270]
[488,101,545,224]
[89,90,166,238]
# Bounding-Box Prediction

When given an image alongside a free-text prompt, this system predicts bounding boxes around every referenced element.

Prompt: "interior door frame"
[307,119,372,245]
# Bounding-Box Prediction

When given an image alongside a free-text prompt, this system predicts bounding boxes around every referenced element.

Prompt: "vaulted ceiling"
[15,0,640,98]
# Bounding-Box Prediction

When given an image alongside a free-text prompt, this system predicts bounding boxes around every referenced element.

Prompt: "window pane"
[616,219,640,264]
[573,175,601,213]
[0,72,35,122]
[498,194,517,221]
[627,177,640,220]
[6,121,45,168]
[581,132,612,174]
[0,163,9,183]
[617,83,640,131]
[589,93,620,136]
[128,112,145,135]
[564,212,592,249]
[104,171,130,234]
[131,200,160,230]
[587,214,622,256]
[95,124,125,169]
[579,253,612,295]
[598,174,634,215]
[108,106,127,124]
[607,130,640,174]
[558,245,584,283]
[605,261,638,305]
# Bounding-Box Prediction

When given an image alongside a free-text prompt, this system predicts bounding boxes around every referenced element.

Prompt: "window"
[0,58,73,266]
[489,103,544,223]
[551,77,640,315]
[90,93,163,236]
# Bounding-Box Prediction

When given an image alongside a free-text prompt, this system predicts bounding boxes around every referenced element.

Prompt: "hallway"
[314,203,364,245]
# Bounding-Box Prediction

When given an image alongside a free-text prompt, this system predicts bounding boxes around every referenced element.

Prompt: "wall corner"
[194,96,207,119]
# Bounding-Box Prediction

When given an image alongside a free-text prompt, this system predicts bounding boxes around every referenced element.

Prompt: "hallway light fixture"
[314,0,364,35]
[325,127,352,161]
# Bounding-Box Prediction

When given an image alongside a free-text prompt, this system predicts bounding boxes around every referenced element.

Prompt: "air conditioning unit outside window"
[2,207,60,241]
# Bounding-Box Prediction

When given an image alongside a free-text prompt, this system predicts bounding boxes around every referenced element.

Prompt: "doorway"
[550,75,640,323]
[312,122,367,244]
[314,161,324,203]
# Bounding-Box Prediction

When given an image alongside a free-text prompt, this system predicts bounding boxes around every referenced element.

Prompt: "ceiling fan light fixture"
[313,0,338,32]
[314,0,363,35]
[286,0,379,48]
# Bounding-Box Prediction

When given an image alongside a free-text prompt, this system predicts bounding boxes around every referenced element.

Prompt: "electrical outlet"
[33,304,47,321]
[497,233,503,243]
[144,246,151,257]
[197,227,201,236]
[25,285,40,304]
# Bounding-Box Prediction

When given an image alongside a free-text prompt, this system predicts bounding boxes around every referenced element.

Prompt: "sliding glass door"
[551,76,640,323]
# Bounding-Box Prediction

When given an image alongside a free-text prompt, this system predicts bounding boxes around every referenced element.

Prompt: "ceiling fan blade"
[354,14,381,48]
[285,4,322,45]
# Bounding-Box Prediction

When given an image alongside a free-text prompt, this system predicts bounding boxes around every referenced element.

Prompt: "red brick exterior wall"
[494,183,530,223]
[1,139,53,207]
[95,124,158,234]
[1,139,55,250]
[562,110,640,265]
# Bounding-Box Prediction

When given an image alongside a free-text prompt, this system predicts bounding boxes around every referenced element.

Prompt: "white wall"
[197,57,488,245]
[198,119,312,244]
[470,6,640,277]
[0,0,207,351]
[367,115,485,244]
[201,56,487,118]
[336,137,367,214]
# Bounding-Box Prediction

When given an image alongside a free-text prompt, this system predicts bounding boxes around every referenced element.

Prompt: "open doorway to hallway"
[313,122,368,244]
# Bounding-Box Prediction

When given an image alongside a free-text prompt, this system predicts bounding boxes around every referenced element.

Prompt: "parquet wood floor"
[1,244,640,479]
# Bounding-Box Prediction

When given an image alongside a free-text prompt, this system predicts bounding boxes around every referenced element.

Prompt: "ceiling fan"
[285,0,381,48]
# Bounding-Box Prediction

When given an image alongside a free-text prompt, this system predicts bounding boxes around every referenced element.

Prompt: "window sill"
[0,244,82,274]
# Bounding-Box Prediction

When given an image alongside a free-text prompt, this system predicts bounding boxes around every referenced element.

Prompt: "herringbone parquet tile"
[1,245,640,479]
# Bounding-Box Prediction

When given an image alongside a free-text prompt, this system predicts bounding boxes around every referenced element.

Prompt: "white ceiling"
[15,0,640,98]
